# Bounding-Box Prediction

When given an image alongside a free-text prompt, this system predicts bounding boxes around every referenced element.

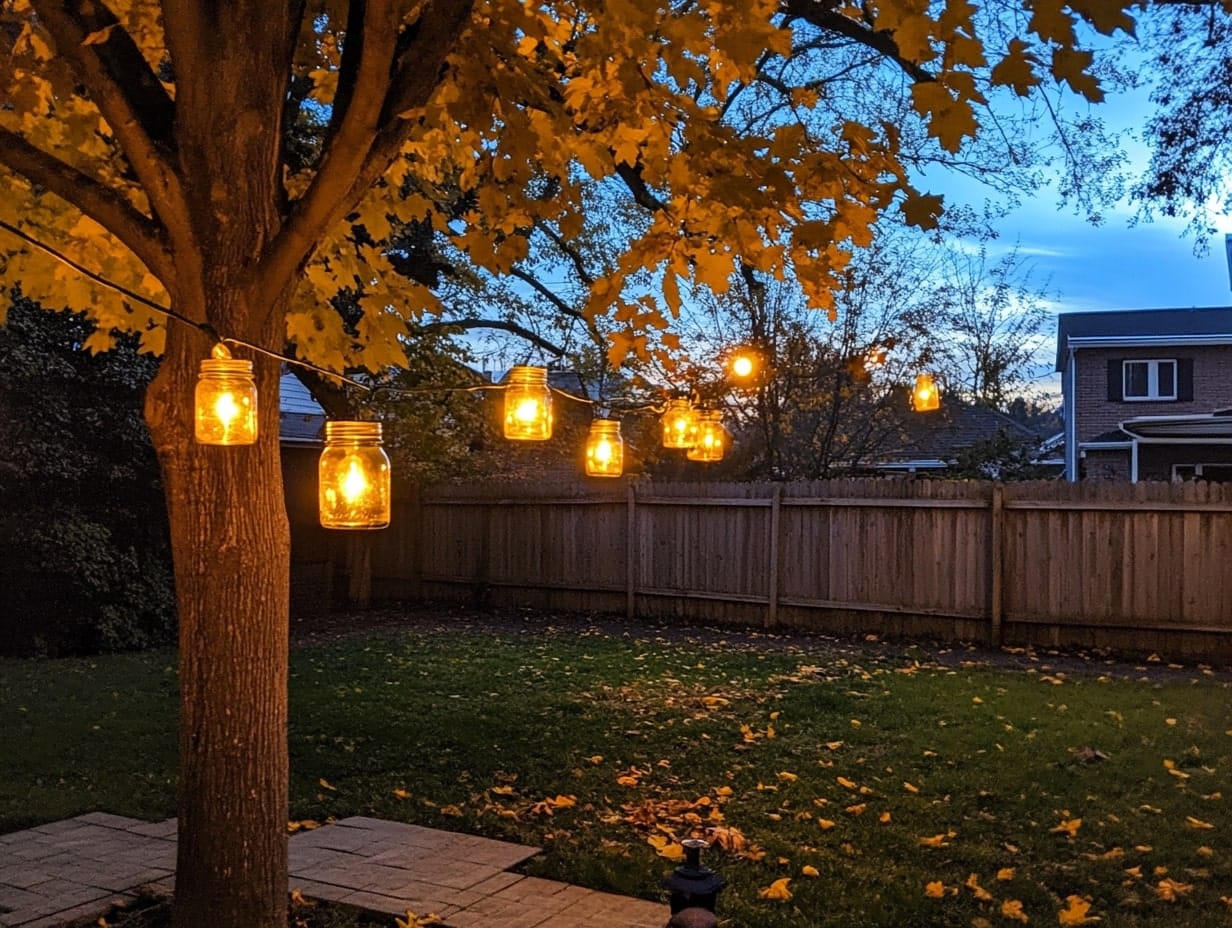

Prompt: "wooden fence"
[351,477,1232,660]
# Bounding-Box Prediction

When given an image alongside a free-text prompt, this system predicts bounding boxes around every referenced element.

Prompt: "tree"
[0,3,1131,926]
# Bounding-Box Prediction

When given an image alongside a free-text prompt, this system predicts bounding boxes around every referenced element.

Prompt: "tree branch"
[413,317,566,356]
[29,0,187,239]
[535,221,596,286]
[615,163,668,212]
[0,127,173,283]
[260,0,476,298]
[780,0,934,84]
[509,267,587,322]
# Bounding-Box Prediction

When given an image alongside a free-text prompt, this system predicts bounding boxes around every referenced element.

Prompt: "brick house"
[1056,307,1232,481]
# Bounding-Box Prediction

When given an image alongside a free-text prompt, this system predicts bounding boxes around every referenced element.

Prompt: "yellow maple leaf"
[1057,895,1100,925]
[919,833,952,848]
[778,771,799,782]
[438,804,463,817]
[391,788,410,799]
[318,778,337,791]
[879,811,892,824]
[836,776,857,790]
[818,819,836,830]
[1001,898,1029,923]
[758,877,793,901]
[587,755,604,764]
[289,889,315,908]
[996,867,1015,881]
[490,785,515,796]
[825,741,844,751]
[904,781,920,793]
[394,910,441,928]
[801,865,819,877]
[925,881,945,899]
[647,835,686,862]
[845,803,867,816]
[1185,816,1214,830]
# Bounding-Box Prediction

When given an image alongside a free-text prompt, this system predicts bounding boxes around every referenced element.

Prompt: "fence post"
[626,481,637,621]
[989,483,1004,646]
[766,484,781,628]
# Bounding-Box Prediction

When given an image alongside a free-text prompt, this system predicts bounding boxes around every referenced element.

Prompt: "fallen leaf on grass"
[758,878,793,901]
[996,868,1015,881]
[965,873,993,902]
[647,834,685,862]
[1185,816,1214,830]
[318,778,337,791]
[1050,818,1082,838]
[1057,895,1100,925]
[801,865,819,877]
[394,911,441,928]
[920,832,954,848]
[1156,879,1193,902]
[925,881,945,899]
[392,788,410,799]
[1001,899,1029,923]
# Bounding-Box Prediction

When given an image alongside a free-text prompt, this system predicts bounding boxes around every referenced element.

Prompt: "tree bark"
[147,314,291,928]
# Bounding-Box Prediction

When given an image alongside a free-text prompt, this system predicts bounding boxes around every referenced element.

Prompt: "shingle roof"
[1055,307,1232,370]
[279,372,325,445]
[879,400,1039,462]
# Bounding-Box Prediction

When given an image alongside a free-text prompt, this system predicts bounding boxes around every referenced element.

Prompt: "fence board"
[352,477,1232,660]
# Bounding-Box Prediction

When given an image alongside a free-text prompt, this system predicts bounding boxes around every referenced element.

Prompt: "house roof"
[1055,307,1232,371]
[877,400,1039,463]
[279,371,326,446]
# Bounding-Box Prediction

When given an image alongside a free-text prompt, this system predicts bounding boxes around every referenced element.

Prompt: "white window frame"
[1123,359,1178,401]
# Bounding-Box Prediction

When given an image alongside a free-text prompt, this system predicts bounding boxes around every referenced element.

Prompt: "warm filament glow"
[195,349,257,446]
[585,419,624,477]
[912,373,941,411]
[503,366,553,440]
[732,355,755,379]
[661,398,697,449]
[340,458,370,502]
[319,421,390,529]
[686,411,726,462]
[514,397,543,423]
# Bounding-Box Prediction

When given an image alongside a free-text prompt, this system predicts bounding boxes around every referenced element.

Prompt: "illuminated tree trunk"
[146,290,291,928]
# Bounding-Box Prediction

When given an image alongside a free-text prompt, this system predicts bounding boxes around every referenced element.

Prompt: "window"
[1123,359,1177,401]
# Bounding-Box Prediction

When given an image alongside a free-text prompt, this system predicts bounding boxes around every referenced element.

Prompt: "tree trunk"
[146,316,290,928]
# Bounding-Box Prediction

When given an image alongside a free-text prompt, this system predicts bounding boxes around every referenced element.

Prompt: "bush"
[0,295,174,655]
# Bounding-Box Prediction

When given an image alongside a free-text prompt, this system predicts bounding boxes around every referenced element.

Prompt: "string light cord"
[0,219,684,417]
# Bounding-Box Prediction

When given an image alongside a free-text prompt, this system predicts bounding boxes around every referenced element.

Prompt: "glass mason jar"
[318,421,391,529]
[585,418,624,477]
[661,397,697,449]
[503,365,553,440]
[194,355,257,445]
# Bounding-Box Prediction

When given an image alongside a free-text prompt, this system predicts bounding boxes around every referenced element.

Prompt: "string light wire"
[0,219,672,412]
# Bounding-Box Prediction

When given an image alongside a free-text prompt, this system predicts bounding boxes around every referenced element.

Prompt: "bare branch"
[615,163,668,212]
[29,0,187,239]
[414,317,566,356]
[0,127,173,283]
[535,221,596,286]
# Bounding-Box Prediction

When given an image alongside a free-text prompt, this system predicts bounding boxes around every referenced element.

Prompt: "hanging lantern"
[661,397,697,449]
[686,410,727,462]
[194,343,257,446]
[503,365,553,440]
[912,372,941,411]
[585,419,624,477]
[318,421,391,530]
[727,345,764,386]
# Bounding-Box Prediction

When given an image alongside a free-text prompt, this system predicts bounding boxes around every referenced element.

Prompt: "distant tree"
[925,247,1052,409]
[1131,4,1232,242]
[0,294,173,655]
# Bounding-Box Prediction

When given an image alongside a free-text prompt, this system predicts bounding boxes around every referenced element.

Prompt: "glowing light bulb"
[340,458,369,502]
[585,419,623,477]
[514,397,542,423]
[195,346,257,446]
[732,355,755,378]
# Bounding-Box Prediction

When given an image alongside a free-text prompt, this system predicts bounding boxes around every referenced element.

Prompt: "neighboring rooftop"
[879,399,1041,464]
[1055,306,1232,370]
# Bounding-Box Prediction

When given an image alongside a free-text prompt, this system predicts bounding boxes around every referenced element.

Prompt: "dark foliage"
[0,295,174,655]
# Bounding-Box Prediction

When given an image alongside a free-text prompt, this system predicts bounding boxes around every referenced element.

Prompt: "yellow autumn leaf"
[438,804,463,817]
[1001,899,1029,923]
[920,833,952,848]
[965,873,993,902]
[845,803,867,816]
[1185,816,1214,830]
[289,889,315,908]
[801,865,819,877]
[318,778,337,791]
[392,788,410,799]
[490,785,515,796]
[1156,878,1193,902]
[395,911,441,928]
[904,782,920,793]
[778,771,799,782]
[996,868,1015,881]
[587,755,604,764]
[1050,818,1082,838]
[925,881,945,899]
[818,819,836,830]
[825,741,844,751]
[837,776,857,790]
[617,775,640,787]
[758,877,793,901]
[1057,895,1100,926]
[647,835,686,862]
[879,811,892,824]
[549,794,576,808]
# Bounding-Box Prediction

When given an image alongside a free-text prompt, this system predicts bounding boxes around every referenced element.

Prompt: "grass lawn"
[1,609,1229,927]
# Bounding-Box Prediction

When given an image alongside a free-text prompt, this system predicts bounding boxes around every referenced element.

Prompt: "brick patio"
[0,813,667,928]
